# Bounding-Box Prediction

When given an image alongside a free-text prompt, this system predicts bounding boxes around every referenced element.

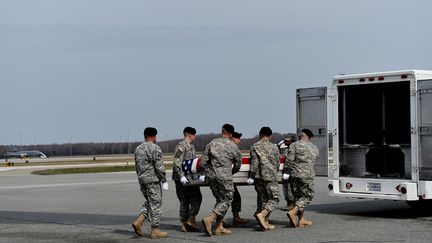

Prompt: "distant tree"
[0,132,296,158]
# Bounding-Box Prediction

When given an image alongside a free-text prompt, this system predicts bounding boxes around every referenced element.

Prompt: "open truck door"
[296,87,328,176]
[418,80,432,180]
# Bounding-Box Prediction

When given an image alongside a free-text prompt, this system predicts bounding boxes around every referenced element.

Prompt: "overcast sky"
[1,0,431,145]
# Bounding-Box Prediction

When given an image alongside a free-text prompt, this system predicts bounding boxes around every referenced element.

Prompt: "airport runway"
[1,171,432,242]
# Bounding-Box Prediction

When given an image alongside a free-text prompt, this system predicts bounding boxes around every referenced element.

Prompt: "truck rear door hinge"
[328,94,336,101]
[411,127,418,134]
[328,129,337,135]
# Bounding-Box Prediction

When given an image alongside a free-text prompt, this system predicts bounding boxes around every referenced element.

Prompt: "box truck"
[297,70,432,206]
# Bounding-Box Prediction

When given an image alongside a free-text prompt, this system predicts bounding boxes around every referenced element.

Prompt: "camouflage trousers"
[139,182,163,227]
[231,185,242,213]
[282,178,296,205]
[174,180,202,222]
[208,177,234,218]
[254,179,279,212]
[291,177,314,209]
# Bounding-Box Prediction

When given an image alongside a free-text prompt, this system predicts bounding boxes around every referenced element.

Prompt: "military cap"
[222,123,235,134]
[259,126,272,136]
[183,126,196,135]
[232,132,242,139]
[144,127,157,137]
[301,128,314,138]
[284,135,296,142]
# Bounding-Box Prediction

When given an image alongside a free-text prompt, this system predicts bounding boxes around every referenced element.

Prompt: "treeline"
[0,132,295,158]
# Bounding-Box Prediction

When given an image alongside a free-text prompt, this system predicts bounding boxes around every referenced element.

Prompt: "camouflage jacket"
[201,137,242,180]
[250,139,280,181]
[172,140,196,181]
[135,141,167,184]
[283,140,319,179]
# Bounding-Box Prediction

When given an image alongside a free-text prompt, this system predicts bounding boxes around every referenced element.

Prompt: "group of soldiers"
[131,124,319,239]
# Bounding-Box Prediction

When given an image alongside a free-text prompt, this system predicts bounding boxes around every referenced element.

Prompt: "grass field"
[31,164,173,175]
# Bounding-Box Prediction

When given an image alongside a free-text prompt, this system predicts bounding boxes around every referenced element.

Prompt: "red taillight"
[346,182,353,190]
[359,78,365,82]
[368,77,375,82]
[378,76,384,81]
[401,74,408,79]
[338,80,345,84]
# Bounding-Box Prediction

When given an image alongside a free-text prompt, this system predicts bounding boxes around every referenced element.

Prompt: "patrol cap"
[284,135,296,142]
[183,126,196,135]
[232,132,242,139]
[144,127,157,137]
[222,123,235,134]
[301,128,314,138]
[259,127,272,136]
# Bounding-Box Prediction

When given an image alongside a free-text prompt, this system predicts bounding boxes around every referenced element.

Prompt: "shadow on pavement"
[307,200,432,219]
[0,211,180,230]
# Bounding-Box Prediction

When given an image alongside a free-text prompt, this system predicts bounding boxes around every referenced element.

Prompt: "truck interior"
[338,81,412,179]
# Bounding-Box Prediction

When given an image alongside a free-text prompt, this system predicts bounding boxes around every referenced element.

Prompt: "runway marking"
[0,180,137,190]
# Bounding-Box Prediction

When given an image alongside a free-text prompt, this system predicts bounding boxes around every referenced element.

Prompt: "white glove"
[180,176,189,185]
[199,175,205,182]
[162,182,169,191]
[283,173,290,180]
[247,178,254,185]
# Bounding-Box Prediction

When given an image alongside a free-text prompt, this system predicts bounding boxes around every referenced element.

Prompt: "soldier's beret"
[183,126,196,135]
[232,132,242,139]
[222,124,235,134]
[259,127,272,136]
[301,128,314,138]
[144,127,157,137]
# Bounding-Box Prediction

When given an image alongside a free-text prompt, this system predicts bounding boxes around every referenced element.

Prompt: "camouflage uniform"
[283,140,319,209]
[202,137,242,218]
[250,139,280,212]
[172,140,202,223]
[281,147,296,206]
[135,141,167,227]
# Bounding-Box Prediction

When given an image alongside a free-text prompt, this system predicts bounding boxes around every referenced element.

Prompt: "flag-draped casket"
[182,157,286,186]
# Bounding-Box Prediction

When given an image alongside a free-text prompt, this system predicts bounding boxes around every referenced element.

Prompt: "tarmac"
[1,168,432,242]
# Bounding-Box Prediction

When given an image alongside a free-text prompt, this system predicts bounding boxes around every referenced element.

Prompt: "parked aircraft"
[3,150,47,159]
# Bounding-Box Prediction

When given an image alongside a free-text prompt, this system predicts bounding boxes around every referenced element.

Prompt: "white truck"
[297,69,432,206]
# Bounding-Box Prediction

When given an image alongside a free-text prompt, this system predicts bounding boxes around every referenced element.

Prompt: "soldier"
[248,127,280,231]
[227,131,248,226]
[172,126,202,232]
[201,124,242,236]
[284,129,319,228]
[132,127,169,239]
[280,136,297,211]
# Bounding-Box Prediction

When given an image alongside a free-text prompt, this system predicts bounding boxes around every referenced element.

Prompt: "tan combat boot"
[131,213,145,237]
[255,208,271,231]
[233,212,248,226]
[184,215,200,232]
[265,214,275,230]
[297,209,312,227]
[254,208,262,217]
[287,206,299,228]
[202,212,218,236]
[214,220,232,235]
[150,226,168,239]
[180,223,188,232]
